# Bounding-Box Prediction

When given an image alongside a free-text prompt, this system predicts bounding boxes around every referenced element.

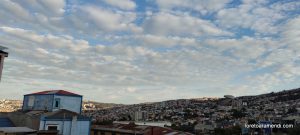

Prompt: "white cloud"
[281,16,300,51]
[37,0,66,16]
[0,0,300,103]
[205,36,278,62]
[156,0,232,14]
[80,5,141,33]
[216,1,284,35]
[0,26,249,102]
[0,0,32,21]
[143,12,231,37]
[103,0,136,10]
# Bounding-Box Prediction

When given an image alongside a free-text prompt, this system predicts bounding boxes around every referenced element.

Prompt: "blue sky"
[0,0,300,104]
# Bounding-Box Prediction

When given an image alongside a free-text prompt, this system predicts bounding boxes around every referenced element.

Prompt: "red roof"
[28,90,82,97]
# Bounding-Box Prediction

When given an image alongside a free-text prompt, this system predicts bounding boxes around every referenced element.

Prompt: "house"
[13,90,91,135]
[0,46,8,81]
[194,122,215,135]
[39,109,90,135]
[22,90,83,114]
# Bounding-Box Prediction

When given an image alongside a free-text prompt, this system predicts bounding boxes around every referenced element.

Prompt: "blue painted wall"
[52,95,82,114]
[0,118,14,127]
[23,95,54,111]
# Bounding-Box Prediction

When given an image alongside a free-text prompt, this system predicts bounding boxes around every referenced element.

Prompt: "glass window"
[47,125,58,131]
[54,98,60,108]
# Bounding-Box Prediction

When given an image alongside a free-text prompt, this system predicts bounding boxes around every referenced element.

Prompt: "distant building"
[114,121,172,127]
[194,123,215,135]
[22,90,83,114]
[133,111,148,121]
[224,95,235,99]
[0,46,8,81]
[91,122,193,135]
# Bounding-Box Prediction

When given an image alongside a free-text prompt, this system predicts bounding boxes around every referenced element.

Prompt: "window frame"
[47,125,58,131]
[53,98,61,109]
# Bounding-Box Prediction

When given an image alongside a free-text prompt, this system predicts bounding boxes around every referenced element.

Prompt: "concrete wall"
[39,120,89,135]
[52,95,82,114]
[23,95,54,112]
[0,112,40,130]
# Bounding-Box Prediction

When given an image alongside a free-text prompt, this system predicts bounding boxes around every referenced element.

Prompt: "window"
[28,96,35,107]
[47,125,58,131]
[54,98,60,109]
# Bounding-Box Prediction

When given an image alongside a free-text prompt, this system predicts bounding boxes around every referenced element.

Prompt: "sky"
[0,0,300,104]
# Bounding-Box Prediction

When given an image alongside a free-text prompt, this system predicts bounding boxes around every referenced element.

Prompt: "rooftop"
[93,123,193,135]
[0,127,36,133]
[42,109,90,120]
[26,90,82,97]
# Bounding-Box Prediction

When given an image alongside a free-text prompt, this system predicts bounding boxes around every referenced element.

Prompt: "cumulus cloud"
[80,5,140,33]
[216,1,284,35]
[143,12,231,37]
[103,0,136,10]
[156,0,232,14]
[0,0,300,103]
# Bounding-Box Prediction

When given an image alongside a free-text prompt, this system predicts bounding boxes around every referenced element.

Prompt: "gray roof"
[0,127,36,133]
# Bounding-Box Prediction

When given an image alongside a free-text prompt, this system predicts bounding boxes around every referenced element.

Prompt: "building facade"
[39,109,90,135]
[21,90,90,135]
[22,90,83,114]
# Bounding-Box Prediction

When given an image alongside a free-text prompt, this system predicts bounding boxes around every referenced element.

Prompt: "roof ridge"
[26,90,82,96]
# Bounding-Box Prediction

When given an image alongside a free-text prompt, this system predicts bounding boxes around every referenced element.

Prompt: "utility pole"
[0,46,8,81]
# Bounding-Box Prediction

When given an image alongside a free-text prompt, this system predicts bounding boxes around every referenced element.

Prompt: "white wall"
[53,95,82,113]
[76,120,90,135]
[39,120,90,135]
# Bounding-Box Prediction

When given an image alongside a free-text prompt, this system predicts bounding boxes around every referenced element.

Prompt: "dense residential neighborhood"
[1,88,299,134]
[82,88,300,134]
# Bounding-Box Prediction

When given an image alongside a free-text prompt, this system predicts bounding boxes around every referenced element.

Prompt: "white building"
[39,109,90,135]
[22,90,90,135]
[133,111,148,121]
[23,90,83,114]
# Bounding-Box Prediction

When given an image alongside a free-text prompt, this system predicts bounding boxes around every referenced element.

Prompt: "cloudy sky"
[0,0,300,104]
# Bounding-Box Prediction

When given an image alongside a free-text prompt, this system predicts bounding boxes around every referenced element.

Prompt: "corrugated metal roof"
[0,118,14,127]
[26,90,82,97]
